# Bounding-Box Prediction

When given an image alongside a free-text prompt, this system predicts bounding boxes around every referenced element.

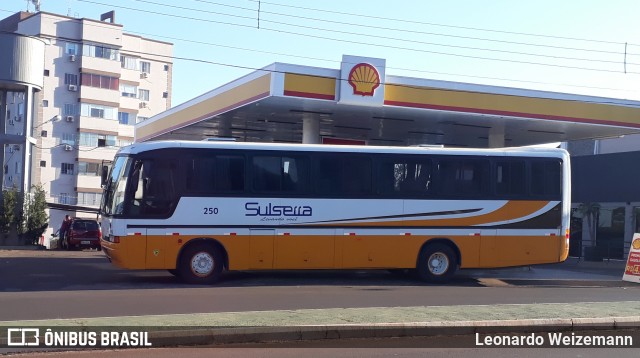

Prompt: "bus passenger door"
[250,229,274,269]
[145,228,167,269]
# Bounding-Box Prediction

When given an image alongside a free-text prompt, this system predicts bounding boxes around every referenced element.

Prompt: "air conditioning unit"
[140,72,149,79]
[65,116,74,122]
[69,54,76,62]
[68,84,78,92]
[139,102,147,109]
[64,144,73,151]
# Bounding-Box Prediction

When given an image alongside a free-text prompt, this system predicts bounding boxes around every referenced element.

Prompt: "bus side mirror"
[100,165,109,188]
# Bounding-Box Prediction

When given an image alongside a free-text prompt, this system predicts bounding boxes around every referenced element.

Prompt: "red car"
[61,219,102,250]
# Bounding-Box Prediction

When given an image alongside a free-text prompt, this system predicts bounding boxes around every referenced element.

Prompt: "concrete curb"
[143,316,640,346]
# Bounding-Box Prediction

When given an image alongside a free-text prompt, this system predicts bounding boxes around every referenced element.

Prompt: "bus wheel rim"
[428,252,449,275]
[191,252,214,277]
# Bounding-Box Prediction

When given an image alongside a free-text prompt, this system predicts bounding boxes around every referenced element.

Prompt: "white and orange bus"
[99,140,570,284]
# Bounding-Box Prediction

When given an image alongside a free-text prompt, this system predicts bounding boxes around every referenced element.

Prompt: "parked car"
[61,218,102,250]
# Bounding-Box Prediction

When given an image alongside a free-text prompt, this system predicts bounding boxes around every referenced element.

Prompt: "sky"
[3,0,640,107]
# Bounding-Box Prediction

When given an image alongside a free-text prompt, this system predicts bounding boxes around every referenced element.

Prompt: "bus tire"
[178,244,223,284]
[416,243,457,283]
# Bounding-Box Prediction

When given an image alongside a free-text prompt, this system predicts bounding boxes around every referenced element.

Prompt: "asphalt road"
[1,250,638,322]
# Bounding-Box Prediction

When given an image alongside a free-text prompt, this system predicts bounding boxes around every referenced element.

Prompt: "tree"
[0,187,17,236]
[22,184,49,245]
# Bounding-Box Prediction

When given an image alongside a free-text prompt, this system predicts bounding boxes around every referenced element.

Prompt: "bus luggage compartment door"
[249,229,274,269]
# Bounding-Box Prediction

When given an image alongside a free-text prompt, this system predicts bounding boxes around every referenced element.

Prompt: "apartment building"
[0,10,173,238]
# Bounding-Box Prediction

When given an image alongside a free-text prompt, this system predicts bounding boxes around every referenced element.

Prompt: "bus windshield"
[102,156,132,216]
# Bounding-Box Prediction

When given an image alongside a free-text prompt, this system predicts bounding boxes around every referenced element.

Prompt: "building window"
[82,44,119,60]
[44,69,50,76]
[120,55,137,70]
[79,132,117,147]
[78,192,102,206]
[61,163,74,175]
[80,103,116,120]
[118,112,135,125]
[78,162,100,176]
[90,108,105,118]
[42,100,48,107]
[81,73,119,90]
[40,160,47,167]
[65,42,78,55]
[64,103,78,116]
[61,132,76,145]
[41,130,47,137]
[140,61,151,73]
[59,193,69,204]
[64,73,78,85]
[119,83,137,98]
[163,91,168,98]
[138,89,150,101]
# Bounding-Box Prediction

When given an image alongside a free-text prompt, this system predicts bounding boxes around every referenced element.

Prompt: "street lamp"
[32,115,61,136]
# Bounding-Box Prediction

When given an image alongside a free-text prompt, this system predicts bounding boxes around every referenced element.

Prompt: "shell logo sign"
[339,55,386,106]
[623,233,640,284]
[348,63,381,96]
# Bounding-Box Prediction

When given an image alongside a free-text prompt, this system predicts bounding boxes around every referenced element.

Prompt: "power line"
[192,0,638,56]
[76,0,640,74]
[259,18,636,66]
[247,0,639,47]
[128,0,638,66]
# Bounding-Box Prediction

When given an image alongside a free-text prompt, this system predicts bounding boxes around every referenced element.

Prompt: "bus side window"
[531,160,561,198]
[437,159,488,196]
[496,161,526,197]
[140,159,178,216]
[378,159,432,195]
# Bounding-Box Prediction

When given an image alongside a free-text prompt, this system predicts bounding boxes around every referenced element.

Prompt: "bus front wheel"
[178,244,223,284]
[417,243,457,283]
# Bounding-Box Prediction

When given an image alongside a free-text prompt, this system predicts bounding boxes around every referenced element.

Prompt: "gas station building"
[136,55,640,148]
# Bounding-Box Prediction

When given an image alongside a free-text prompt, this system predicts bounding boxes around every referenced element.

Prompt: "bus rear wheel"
[416,243,457,283]
[178,244,223,284]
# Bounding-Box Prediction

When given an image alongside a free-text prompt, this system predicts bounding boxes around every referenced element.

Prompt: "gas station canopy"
[136,55,640,148]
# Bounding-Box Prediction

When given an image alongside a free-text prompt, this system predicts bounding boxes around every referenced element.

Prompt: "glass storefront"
[571,203,637,260]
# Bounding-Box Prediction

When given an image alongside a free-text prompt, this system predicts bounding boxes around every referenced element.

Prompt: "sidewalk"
[2,301,639,346]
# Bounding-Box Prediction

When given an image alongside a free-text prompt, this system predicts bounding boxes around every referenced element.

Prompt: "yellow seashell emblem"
[348,63,381,96]
[633,238,640,250]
